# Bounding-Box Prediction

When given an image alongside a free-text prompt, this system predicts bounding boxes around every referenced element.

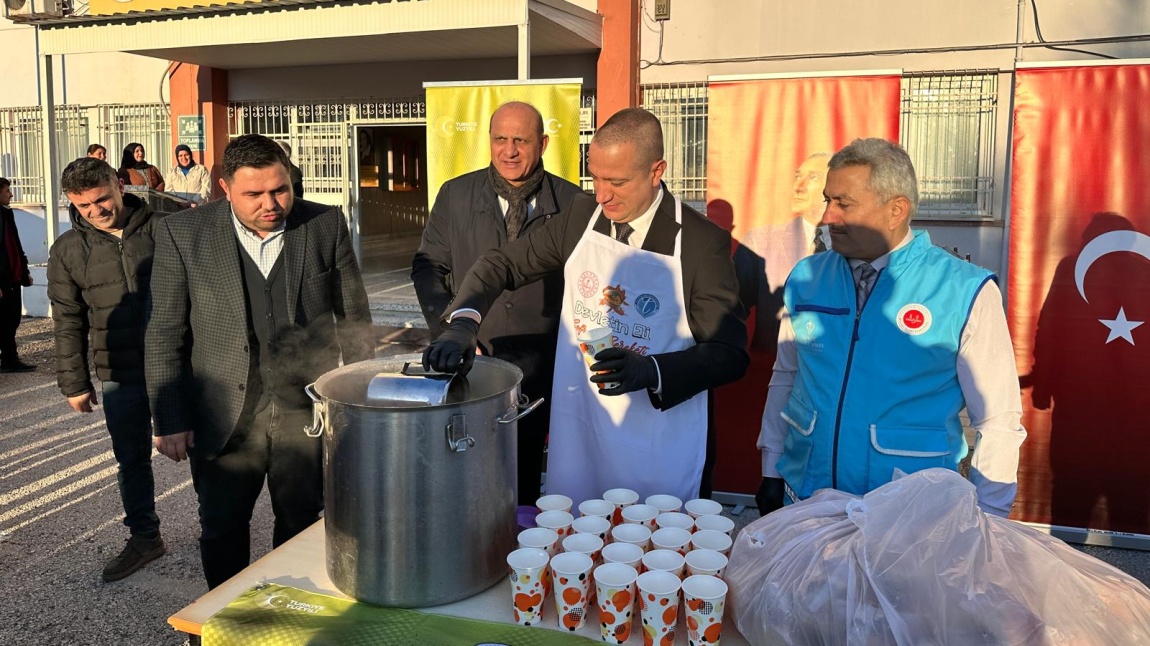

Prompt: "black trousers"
[0,284,22,364]
[190,401,322,589]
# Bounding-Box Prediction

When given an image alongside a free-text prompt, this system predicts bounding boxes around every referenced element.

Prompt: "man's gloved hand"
[422,317,480,376]
[589,347,658,395]
[756,477,785,516]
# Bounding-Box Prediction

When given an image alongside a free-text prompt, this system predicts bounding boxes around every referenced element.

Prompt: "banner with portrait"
[704,71,902,497]
[1009,61,1150,537]
[423,80,582,208]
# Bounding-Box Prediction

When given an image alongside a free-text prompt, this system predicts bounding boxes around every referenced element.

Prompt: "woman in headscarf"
[164,144,212,206]
[86,144,107,161]
[117,143,165,191]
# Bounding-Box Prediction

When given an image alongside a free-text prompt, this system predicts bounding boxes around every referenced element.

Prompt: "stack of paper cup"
[683,574,728,645]
[506,548,550,626]
[550,552,594,632]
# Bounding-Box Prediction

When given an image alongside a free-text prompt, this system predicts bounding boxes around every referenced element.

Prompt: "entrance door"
[350,124,429,272]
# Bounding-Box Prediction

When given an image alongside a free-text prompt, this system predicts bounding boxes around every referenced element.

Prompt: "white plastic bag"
[726,468,1150,645]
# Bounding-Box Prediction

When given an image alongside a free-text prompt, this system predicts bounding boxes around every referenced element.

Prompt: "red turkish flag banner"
[1010,63,1150,534]
[705,74,901,496]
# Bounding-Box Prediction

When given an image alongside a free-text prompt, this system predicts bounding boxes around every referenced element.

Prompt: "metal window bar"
[641,82,709,207]
[100,104,172,178]
[0,104,161,205]
[900,72,998,218]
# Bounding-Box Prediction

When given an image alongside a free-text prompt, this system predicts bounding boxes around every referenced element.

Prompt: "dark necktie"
[854,262,878,312]
[812,228,828,254]
[614,223,634,246]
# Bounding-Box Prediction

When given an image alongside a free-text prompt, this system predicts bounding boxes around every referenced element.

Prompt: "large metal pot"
[304,356,541,608]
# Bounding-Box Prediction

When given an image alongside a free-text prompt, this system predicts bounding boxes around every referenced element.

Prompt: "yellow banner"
[425,81,582,208]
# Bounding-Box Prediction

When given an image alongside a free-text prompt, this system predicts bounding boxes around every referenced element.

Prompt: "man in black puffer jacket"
[48,158,166,582]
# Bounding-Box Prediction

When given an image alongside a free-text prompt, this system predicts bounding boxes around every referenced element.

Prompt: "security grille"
[641,82,708,207]
[0,104,163,205]
[901,72,998,218]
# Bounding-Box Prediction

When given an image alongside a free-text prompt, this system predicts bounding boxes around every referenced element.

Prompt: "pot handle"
[304,382,325,438]
[497,395,545,425]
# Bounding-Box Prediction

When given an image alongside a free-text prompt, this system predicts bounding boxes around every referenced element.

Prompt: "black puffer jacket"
[47,194,161,396]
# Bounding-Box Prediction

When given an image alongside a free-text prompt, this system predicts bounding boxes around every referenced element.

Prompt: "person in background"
[0,177,35,373]
[424,108,749,505]
[146,134,374,589]
[86,144,107,161]
[117,143,165,191]
[276,141,304,199]
[164,144,213,206]
[48,158,166,580]
[755,138,1025,518]
[412,101,582,503]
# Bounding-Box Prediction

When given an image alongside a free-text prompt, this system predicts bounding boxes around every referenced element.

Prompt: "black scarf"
[488,161,546,241]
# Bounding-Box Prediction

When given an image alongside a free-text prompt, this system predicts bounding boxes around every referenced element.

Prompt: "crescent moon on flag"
[1073,230,1150,303]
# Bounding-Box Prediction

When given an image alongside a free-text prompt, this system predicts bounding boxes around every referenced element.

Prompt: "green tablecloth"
[202,582,597,646]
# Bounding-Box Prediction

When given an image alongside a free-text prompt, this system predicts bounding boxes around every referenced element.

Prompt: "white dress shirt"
[756,230,1026,517]
[231,207,286,278]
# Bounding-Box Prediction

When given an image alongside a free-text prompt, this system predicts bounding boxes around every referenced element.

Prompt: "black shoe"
[103,534,167,582]
[0,360,35,373]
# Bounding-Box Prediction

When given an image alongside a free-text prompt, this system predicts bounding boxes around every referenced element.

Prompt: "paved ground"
[3,315,1149,645]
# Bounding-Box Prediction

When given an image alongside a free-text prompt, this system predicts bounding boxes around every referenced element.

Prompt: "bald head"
[490,101,544,139]
[592,108,664,168]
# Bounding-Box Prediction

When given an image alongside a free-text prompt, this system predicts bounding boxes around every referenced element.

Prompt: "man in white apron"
[424,108,749,506]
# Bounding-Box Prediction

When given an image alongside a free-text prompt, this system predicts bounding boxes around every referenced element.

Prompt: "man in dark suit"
[146,134,374,589]
[0,177,35,372]
[412,101,582,503]
[425,108,748,505]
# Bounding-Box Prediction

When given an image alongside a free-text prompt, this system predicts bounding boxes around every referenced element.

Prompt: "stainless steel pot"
[305,356,541,608]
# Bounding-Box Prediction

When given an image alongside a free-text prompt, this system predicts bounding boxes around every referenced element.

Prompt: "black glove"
[756,477,785,516]
[422,317,480,376]
[589,347,659,396]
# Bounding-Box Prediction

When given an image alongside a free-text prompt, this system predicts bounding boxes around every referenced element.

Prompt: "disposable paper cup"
[656,511,696,533]
[600,541,644,570]
[682,574,728,645]
[571,515,612,543]
[579,498,615,521]
[562,532,604,564]
[518,527,560,557]
[536,494,573,515]
[636,570,682,646]
[578,327,618,389]
[683,498,723,519]
[694,513,736,538]
[641,548,686,579]
[610,523,652,553]
[507,548,550,626]
[536,509,574,539]
[621,503,659,530]
[603,488,639,526]
[594,562,638,644]
[690,529,733,558]
[551,551,594,633]
[685,548,729,578]
[645,494,683,514]
[651,526,693,556]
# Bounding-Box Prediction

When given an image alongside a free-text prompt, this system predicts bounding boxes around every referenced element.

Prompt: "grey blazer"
[145,198,374,457]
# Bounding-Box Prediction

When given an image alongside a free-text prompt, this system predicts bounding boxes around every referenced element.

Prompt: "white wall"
[1,17,172,108]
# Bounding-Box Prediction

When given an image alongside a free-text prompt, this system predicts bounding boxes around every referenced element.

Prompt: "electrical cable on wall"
[638,0,665,68]
[1030,0,1117,59]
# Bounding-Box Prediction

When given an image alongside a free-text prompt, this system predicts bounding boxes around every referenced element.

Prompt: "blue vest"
[777,231,994,500]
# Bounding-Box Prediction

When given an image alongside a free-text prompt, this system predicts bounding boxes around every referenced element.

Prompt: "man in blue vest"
[755,138,1025,518]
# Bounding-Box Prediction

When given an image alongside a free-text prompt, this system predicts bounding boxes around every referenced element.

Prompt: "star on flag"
[1100,307,1143,345]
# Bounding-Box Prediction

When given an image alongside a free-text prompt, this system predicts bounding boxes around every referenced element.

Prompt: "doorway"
[353,124,429,273]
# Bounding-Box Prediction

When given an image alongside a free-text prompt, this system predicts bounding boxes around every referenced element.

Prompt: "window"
[642,82,708,207]
[901,72,999,219]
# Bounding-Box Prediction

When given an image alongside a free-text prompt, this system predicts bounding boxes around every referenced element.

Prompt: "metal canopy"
[33,0,601,69]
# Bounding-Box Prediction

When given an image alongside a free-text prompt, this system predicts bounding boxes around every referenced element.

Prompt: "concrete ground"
[3,315,1149,645]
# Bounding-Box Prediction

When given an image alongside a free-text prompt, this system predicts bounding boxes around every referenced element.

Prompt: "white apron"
[546,196,708,506]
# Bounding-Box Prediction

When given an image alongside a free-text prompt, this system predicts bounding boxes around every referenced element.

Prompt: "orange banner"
[705,73,902,496]
[1009,63,1150,534]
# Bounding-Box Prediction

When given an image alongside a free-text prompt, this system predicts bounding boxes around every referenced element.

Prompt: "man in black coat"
[49,158,166,581]
[146,134,374,589]
[425,108,748,503]
[0,177,34,372]
[412,101,582,503]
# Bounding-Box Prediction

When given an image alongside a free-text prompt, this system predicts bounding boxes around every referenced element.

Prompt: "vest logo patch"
[635,293,660,318]
[897,304,932,335]
[578,271,599,298]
